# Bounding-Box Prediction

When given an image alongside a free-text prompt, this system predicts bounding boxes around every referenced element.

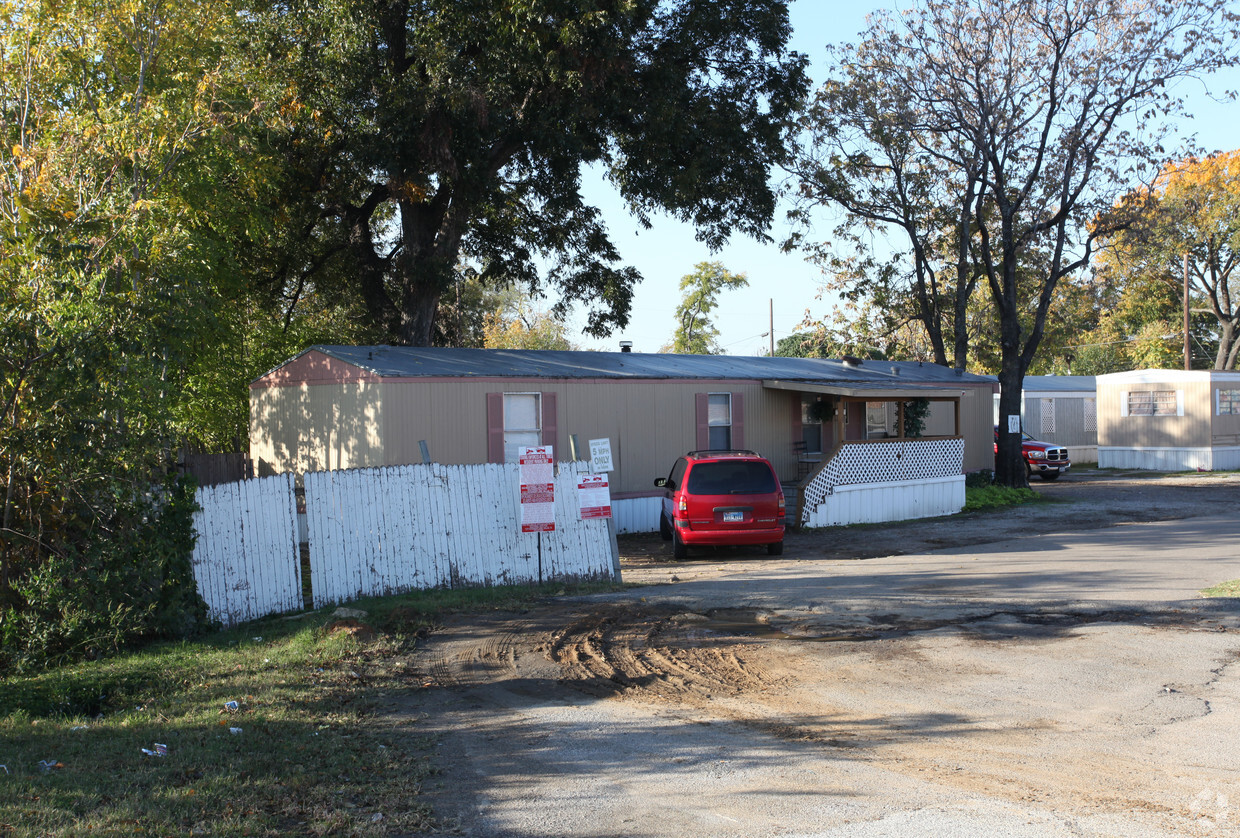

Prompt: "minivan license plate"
[723,511,744,523]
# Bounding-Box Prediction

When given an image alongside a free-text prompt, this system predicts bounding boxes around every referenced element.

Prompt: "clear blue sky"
[566,1,1240,356]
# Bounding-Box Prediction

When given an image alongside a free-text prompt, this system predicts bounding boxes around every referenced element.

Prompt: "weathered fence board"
[194,462,617,624]
[300,461,616,609]
[191,473,301,627]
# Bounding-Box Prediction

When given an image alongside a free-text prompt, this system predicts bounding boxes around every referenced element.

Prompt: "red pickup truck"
[994,427,1072,481]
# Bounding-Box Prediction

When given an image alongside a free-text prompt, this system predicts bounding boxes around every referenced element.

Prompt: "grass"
[963,483,1043,512]
[0,581,619,837]
[1201,579,1240,598]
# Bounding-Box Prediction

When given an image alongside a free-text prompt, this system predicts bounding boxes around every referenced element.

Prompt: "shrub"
[0,476,207,674]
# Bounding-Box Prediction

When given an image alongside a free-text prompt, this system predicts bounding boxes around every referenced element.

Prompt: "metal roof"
[981,374,1097,393]
[288,345,993,387]
[1021,375,1097,392]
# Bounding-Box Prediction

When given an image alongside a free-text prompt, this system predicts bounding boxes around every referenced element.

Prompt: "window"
[1127,390,1178,417]
[1219,389,1240,415]
[503,393,541,463]
[865,401,891,438]
[1084,398,1097,432]
[707,393,732,450]
[685,461,777,495]
[1040,398,1055,434]
[801,396,823,453]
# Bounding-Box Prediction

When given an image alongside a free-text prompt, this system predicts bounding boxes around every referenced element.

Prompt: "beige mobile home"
[251,346,997,530]
[1097,369,1240,471]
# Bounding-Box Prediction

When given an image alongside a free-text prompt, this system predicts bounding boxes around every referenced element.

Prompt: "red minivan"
[654,450,785,559]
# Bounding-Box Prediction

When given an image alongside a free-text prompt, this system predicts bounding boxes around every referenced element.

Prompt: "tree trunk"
[994,355,1029,488]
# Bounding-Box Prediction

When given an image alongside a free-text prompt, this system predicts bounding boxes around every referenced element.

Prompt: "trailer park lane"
[389,473,1240,838]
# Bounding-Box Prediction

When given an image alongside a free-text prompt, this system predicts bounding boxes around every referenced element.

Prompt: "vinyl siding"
[251,380,384,476]
[253,375,996,490]
[1098,378,1211,449]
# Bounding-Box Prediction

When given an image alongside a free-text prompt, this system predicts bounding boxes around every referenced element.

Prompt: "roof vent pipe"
[619,341,633,353]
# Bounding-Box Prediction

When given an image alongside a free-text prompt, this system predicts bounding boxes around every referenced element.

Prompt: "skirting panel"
[1099,446,1240,471]
[613,496,663,534]
[1099,447,1211,471]
[803,475,965,528]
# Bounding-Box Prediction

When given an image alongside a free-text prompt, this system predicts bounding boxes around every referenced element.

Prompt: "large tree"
[1097,150,1240,370]
[669,261,748,354]
[241,0,807,346]
[792,0,1239,486]
[0,0,239,665]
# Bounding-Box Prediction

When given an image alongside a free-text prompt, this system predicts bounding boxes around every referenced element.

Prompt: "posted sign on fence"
[519,446,555,532]
[577,473,612,520]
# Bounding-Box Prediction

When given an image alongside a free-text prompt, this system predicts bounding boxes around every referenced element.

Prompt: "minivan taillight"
[777,494,785,514]
[677,495,688,514]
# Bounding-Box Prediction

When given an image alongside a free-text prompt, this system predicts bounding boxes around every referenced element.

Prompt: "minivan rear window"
[685,461,777,495]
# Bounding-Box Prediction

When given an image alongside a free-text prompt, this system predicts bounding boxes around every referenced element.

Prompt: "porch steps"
[781,481,800,526]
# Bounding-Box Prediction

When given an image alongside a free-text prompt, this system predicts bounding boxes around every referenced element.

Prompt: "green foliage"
[482,289,580,350]
[792,0,1240,486]
[240,0,807,345]
[0,0,222,670]
[965,470,994,488]
[0,479,207,674]
[902,398,931,438]
[963,484,1040,512]
[1201,579,1240,598]
[1085,150,1240,371]
[0,580,618,834]
[670,261,749,354]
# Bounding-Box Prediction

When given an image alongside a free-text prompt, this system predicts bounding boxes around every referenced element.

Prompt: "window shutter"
[486,392,504,463]
[1176,390,1185,417]
[1120,392,1129,417]
[695,393,709,450]
[732,393,745,449]
[541,391,558,456]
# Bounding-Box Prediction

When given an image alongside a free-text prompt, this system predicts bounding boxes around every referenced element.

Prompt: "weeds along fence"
[191,461,619,628]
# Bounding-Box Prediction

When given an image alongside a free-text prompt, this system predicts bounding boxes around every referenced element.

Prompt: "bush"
[965,470,994,488]
[0,476,208,674]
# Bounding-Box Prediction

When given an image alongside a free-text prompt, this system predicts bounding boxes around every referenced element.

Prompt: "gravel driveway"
[396,470,1240,837]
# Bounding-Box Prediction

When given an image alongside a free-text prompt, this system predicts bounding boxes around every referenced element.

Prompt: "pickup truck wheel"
[672,529,688,559]
[1040,472,1061,481]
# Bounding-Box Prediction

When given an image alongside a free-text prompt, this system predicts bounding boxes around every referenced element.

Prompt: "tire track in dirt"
[545,605,785,702]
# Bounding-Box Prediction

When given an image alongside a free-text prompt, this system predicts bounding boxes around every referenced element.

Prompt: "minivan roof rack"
[686,449,760,458]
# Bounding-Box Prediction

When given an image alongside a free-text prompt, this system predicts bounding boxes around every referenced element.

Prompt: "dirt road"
[397,471,1240,837]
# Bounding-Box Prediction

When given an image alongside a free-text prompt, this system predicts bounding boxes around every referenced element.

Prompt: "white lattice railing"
[800,437,964,525]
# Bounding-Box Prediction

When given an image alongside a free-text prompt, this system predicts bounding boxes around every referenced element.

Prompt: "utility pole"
[1183,252,1191,370]
[769,298,774,357]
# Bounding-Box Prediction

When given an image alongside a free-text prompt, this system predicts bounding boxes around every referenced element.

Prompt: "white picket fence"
[191,473,303,628]
[191,462,618,626]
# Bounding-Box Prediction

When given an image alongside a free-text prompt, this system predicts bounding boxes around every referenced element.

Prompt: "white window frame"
[707,392,732,450]
[1125,389,1182,417]
[503,392,541,463]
